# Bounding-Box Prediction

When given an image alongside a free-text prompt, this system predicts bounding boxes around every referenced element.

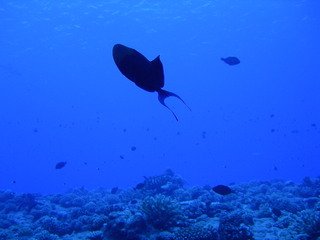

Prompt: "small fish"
[55,161,67,169]
[134,183,145,190]
[221,57,240,65]
[111,187,118,194]
[112,44,190,121]
[202,131,207,139]
[272,207,281,217]
[212,185,234,195]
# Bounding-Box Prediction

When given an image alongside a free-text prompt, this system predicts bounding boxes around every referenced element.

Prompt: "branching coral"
[173,224,218,240]
[37,216,72,236]
[103,209,146,240]
[140,194,183,229]
[218,211,254,240]
[296,209,320,238]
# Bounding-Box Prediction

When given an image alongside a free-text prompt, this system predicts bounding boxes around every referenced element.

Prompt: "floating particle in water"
[120,155,124,159]
[131,146,136,151]
[55,161,67,169]
[33,128,38,133]
[270,114,275,118]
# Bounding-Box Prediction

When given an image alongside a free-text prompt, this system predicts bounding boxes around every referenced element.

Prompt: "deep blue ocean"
[0,0,319,194]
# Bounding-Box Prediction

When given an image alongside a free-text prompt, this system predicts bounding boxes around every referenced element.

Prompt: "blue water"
[0,0,319,194]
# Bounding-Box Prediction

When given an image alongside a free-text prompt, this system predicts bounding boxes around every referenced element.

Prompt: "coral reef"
[173,224,218,240]
[218,211,254,240]
[0,171,319,239]
[103,209,146,240]
[140,194,184,229]
[294,209,320,238]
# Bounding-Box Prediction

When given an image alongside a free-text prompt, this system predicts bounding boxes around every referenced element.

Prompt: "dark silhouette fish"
[55,161,67,169]
[111,187,119,194]
[18,193,41,213]
[134,182,145,190]
[272,207,282,217]
[212,185,234,195]
[221,57,240,65]
[112,44,190,121]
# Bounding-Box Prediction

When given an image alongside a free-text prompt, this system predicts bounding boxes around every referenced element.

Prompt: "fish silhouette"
[212,185,234,195]
[112,44,190,121]
[55,161,67,169]
[221,56,240,65]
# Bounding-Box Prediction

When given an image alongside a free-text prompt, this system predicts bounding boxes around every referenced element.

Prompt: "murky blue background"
[0,0,319,194]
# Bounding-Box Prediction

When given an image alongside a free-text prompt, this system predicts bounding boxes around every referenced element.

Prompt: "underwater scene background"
[0,0,320,239]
